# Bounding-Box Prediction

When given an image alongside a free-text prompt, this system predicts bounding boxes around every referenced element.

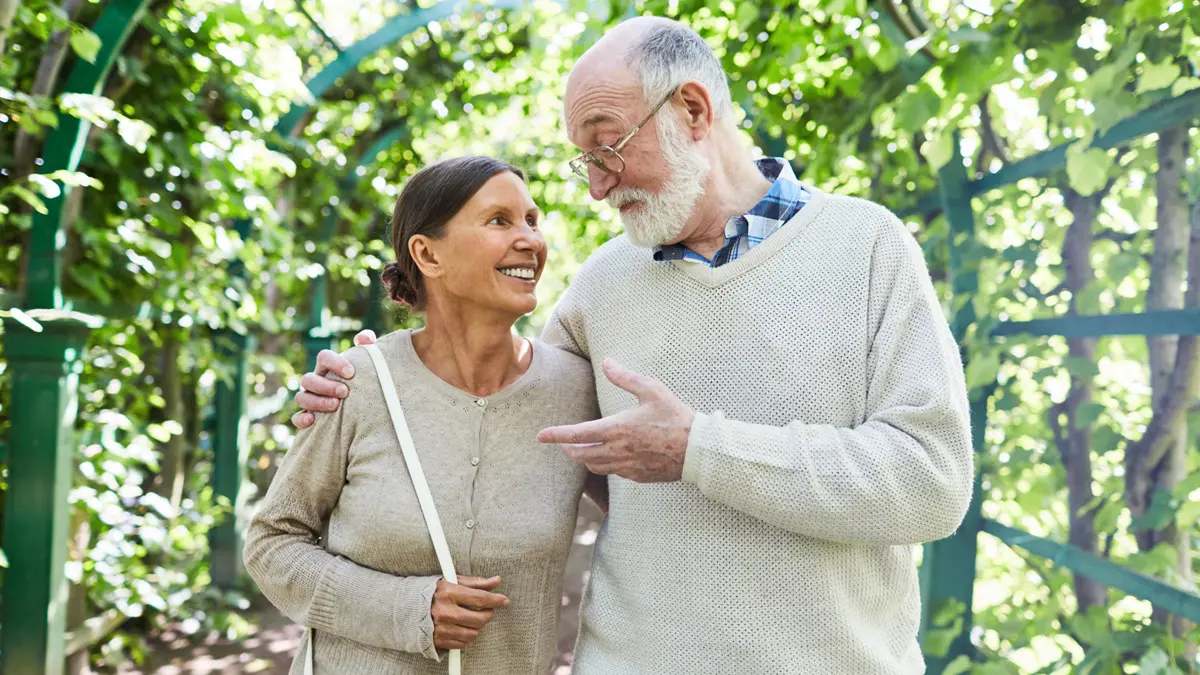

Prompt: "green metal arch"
[275,0,526,138]
[24,0,152,311]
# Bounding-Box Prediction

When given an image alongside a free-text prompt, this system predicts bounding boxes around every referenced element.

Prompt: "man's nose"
[588,166,619,201]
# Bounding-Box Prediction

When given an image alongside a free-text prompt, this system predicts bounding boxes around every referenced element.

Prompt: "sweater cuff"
[683,411,722,485]
[309,557,442,658]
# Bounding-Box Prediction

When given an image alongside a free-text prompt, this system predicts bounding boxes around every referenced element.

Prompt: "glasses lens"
[592,147,624,174]
[570,158,589,181]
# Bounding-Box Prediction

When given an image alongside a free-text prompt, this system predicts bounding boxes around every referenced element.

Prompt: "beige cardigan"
[243,330,599,674]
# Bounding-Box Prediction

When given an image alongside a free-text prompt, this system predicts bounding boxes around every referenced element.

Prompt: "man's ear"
[677,81,715,141]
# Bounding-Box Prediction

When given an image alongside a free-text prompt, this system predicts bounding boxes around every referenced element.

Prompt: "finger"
[295,390,342,414]
[353,329,378,346]
[316,349,356,379]
[447,585,510,609]
[559,442,612,464]
[299,373,348,399]
[456,575,502,591]
[601,359,665,401]
[444,605,495,630]
[434,624,479,645]
[537,418,619,445]
[290,411,314,429]
[434,637,469,650]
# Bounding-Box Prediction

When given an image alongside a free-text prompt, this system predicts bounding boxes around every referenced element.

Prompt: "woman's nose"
[514,224,545,252]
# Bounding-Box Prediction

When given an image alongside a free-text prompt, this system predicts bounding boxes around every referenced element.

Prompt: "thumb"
[353,329,377,346]
[602,359,660,401]
[457,575,502,591]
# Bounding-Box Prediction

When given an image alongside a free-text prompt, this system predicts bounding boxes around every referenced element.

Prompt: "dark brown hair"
[382,156,526,309]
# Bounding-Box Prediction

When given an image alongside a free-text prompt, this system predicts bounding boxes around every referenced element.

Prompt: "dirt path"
[119,500,604,674]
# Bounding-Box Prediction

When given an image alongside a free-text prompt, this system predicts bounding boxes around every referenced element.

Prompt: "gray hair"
[623,21,733,119]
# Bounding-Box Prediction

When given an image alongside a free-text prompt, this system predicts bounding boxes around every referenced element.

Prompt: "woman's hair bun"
[381,261,419,306]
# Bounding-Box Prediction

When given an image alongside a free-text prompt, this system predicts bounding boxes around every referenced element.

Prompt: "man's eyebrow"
[582,112,619,127]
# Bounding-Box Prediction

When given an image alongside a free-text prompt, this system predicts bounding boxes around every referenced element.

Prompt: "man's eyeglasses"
[568,87,678,184]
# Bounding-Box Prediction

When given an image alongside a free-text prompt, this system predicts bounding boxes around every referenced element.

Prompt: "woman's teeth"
[499,268,535,280]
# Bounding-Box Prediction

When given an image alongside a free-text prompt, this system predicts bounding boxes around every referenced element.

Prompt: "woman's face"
[414,171,547,318]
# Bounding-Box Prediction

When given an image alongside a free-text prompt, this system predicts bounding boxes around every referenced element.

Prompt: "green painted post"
[1,313,100,675]
[918,132,987,672]
[364,266,386,336]
[209,330,256,588]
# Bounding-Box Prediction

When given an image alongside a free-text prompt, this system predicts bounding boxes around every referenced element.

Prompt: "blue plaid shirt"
[653,158,810,267]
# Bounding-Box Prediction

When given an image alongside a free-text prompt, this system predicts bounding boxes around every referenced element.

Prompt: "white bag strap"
[303,344,462,675]
[364,343,462,675]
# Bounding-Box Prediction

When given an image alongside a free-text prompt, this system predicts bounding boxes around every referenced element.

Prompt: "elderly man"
[291,16,973,674]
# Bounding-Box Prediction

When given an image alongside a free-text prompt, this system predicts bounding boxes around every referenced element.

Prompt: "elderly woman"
[243,156,602,674]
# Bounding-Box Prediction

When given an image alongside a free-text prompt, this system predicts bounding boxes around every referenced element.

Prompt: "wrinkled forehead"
[563,63,643,147]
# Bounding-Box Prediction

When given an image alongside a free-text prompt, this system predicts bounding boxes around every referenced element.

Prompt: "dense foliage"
[0,0,1197,672]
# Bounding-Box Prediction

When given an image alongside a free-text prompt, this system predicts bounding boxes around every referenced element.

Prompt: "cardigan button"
[470,457,480,466]
[474,398,487,407]
[465,519,476,529]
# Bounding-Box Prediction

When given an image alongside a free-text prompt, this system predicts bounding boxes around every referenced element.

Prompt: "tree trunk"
[63,508,92,675]
[154,329,186,509]
[12,0,88,182]
[1137,125,1195,645]
[0,0,19,57]
[1058,184,1107,613]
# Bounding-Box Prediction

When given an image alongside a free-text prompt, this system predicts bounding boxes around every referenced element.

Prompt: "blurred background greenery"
[1,0,1198,672]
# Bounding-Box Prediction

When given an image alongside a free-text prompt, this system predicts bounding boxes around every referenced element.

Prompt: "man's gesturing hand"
[537,359,694,483]
[431,575,510,650]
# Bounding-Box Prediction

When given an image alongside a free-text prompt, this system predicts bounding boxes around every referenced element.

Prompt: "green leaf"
[1063,356,1100,379]
[1138,646,1170,675]
[1176,499,1200,530]
[1136,57,1180,94]
[9,185,48,214]
[1105,250,1141,282]
[1066,146,1111,197]
[28,174,61,199]
[44,170,102,189]
[69,29,102,64]
[147,423,172,443]
[965,351,1000,389]
[1093,497,1124,535]
[1074,281,1104,315]
[1172,77,1200,97]
[1130,489,1174,532]
[1172,471,1200,500]
[941,655,972,675]
[923,130,954,170]
[1073,402,1105,429]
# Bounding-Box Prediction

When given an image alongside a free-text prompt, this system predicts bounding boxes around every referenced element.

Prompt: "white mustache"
[607,188,652,208]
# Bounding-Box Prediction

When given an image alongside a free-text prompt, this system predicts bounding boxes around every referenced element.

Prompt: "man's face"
[565,72,710,248]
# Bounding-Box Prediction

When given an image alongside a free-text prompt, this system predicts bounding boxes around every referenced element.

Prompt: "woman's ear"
[409,234,443,279]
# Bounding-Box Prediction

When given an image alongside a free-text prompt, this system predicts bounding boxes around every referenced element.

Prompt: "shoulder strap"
[362,343,462,675]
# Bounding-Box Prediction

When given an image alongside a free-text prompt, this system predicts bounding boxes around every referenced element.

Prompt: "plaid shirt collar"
[653,158,810,267]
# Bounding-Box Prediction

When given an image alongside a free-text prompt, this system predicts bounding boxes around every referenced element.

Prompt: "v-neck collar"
[668,188,828,288]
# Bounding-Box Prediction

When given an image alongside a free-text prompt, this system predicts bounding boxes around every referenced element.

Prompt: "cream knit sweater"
[542,188,974,674]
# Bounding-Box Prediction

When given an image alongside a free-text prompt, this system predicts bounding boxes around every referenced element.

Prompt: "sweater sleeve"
[242,359,443,660]
[541,284,590,360]
[680,218,974,545]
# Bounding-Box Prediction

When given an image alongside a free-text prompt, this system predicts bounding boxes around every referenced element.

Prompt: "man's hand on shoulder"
[290,329,378,428]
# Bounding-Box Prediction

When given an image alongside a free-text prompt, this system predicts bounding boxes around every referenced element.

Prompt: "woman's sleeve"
[242,354,444,660]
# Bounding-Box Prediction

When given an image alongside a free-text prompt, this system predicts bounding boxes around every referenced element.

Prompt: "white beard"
[606,113,710,248]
